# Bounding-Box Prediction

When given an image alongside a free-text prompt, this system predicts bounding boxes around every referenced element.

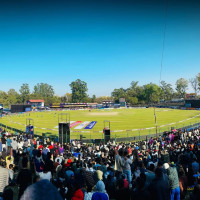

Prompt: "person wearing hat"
[163,163,180,200]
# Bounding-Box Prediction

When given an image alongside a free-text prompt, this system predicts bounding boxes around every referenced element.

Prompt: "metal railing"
[1,121,200,143]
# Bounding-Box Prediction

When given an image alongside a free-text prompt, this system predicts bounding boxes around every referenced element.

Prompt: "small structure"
[102,100,114,108]
[11,105,32,113]
[119,98,126,107]
[28,99,45,108]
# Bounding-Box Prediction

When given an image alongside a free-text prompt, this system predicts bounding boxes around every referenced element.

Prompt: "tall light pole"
[154,107,158,138]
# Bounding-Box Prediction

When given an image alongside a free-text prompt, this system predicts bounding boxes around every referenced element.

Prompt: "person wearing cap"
[163,163,180,200]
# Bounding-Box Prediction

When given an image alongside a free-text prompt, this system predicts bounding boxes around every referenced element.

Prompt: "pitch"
[0,108,200,139]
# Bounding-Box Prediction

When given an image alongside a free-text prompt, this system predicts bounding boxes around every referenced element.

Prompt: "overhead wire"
[159,0,169,84]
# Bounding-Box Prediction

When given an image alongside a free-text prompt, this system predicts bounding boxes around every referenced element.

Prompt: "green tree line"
[0,74,200,107]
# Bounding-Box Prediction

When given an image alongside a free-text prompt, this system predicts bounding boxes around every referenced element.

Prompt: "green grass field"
[1,108,200,139]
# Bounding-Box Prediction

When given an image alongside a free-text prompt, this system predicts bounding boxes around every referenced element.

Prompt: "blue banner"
[84,121,97,129]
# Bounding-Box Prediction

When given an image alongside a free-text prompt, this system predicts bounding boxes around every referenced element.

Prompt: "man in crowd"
[0,125,199,200]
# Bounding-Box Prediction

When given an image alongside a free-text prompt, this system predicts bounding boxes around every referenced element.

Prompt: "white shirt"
[39,171,52,181]
[17,142,23,150]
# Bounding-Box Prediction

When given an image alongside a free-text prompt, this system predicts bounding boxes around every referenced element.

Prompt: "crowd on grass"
[0,126,200,200]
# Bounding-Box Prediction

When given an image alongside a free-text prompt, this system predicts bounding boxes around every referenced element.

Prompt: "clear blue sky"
[0,0,199,97]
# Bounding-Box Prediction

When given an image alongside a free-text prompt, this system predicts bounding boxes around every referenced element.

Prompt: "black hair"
[3,188,13,200]
[155,168,163,178]
[9,164,13,169]
[22,157,28,168]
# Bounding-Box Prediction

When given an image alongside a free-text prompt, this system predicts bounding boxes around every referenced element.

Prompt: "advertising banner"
[84,121,97,129]
[74,121,90,129]
[70,121,82,128]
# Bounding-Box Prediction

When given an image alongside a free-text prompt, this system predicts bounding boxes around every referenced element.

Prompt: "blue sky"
[0,0,200,96]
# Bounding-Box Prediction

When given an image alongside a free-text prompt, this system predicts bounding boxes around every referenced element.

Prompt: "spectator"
[20,179,63,200]
[17,157,32,199]
[149,167,170,200]
[0,161,9,195]
[114,148,125,179]
[92,180,109,200]
[39,165,52,181]
[164,163,180,200]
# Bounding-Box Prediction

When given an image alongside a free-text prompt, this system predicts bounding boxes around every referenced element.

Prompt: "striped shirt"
[0,167,9,193]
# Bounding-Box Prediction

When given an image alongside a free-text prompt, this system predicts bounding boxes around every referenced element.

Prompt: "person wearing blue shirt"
[7,137,12,153]
[0,138,2,156]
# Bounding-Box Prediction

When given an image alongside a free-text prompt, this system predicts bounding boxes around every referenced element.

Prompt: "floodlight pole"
[154,107,158,138]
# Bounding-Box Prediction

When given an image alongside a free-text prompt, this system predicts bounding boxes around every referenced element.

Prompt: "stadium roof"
[29,99,44,103]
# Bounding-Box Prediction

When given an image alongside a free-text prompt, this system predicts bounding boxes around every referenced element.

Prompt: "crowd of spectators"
[0,126,200,200]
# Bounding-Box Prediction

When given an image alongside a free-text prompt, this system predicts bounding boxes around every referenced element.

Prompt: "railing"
[1,121,200,144]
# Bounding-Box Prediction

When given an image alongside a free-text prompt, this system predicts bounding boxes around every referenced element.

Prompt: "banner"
[84,121,97,129]
[70,121,82,128]
[74,121,90,129]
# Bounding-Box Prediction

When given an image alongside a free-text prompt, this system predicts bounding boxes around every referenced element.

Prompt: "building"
[185,99,200,109]
[28,99,45,108]
[102,100,114,108]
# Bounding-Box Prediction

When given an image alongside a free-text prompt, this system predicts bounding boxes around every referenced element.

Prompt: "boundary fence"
[1,121,200,144]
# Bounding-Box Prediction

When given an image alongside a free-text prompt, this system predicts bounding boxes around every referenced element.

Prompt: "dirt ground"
[88,112,119,116]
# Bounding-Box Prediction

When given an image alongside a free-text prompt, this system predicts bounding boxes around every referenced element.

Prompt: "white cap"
[163,163,169,170]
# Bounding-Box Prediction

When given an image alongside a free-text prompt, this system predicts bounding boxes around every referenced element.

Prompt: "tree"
[91,95,96,103]
[69,79,88,103]
[160,81,174,100]
[19,83,30,103]
[7,89,20,105]
[33,83,55,105]
[0,91,8,107]
[189,76,199,96]
[175,78,188,98]
[130,81,139,91]
[197,73,200,91]
[65,93,72,103]
[143,83,162,103]
[33,83,54,97]
[111,88,126,103]
[127,97,138,105]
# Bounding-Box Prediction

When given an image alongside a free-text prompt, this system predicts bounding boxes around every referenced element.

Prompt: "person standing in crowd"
[20,179,63,200]
[0,124,199,200]
[1,135,6,150]
[11,137,18,158]
[149,167,170,200]
[17,157,32,199]
[0,161,9,196]
[114,148,125,179]
[123,150,132,186]
[91,180,109,200]
[6,136,12,153]
[164,163,180,200]
[0,138,2,156]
